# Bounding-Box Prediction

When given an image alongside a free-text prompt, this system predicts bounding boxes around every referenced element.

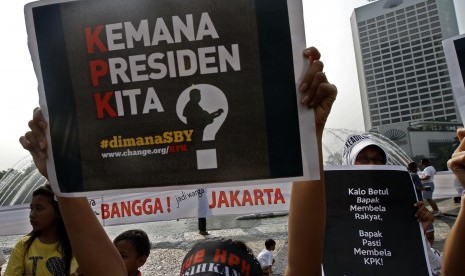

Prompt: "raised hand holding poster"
[25,0,316,196]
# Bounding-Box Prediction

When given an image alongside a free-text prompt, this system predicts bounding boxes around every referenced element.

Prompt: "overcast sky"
[0,0,464,171]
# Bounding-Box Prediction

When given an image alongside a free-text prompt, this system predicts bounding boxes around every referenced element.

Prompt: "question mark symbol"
[176,84,228,169]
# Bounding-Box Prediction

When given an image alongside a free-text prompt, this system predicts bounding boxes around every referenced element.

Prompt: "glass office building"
[351,0,461,130]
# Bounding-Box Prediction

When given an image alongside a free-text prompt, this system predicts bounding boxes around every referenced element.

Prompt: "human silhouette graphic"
[183,88,223,142]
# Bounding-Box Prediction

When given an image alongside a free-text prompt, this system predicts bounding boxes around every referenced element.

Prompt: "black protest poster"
[443,34,465,123]
[454,36,465,88]
[323,167,430,276]
[25,0,311,195]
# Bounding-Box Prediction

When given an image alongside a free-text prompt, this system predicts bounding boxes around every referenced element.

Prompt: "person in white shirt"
[419,158,441,216]
[257,239,276,275]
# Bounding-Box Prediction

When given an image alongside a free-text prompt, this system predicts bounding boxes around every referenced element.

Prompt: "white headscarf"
[342,134,387,165]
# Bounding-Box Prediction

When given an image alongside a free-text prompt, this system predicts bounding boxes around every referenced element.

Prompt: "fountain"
[322,128,413,166]
[0,156,47,206]
[0,128,412,206]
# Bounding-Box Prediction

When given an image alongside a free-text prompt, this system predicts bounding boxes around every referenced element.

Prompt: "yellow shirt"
[5,235,78,276]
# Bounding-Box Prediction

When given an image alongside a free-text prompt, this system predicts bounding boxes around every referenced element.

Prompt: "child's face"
[114,240,146,276]
[29,195,58,233]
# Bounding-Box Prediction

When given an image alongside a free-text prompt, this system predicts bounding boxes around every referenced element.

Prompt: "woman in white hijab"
[341,134,387,165]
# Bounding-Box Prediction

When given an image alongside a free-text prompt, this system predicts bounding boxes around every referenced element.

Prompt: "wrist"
[461,190,465,208]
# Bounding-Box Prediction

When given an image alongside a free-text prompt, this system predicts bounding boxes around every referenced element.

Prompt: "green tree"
[431,136,459,171]
[413,136,459,171]
[325,152,342,165]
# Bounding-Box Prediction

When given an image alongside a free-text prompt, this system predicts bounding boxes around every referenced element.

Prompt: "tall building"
[351,0,461,130]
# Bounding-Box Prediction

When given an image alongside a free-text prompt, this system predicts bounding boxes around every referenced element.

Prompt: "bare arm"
[20,108,127,276]
[414,201,434,233]
[285,47,337,276]
[420,174,431,181]
[57,197,126,275]
[442,128,465,276]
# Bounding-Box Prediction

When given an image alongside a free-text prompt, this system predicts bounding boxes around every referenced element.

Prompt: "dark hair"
[420,159,430,165]
[407,162,418,172]
[26,184,72,274]
[232,240,254,255]
[180,238,262,275]
[265,239,276,249]
[113,229,150,258]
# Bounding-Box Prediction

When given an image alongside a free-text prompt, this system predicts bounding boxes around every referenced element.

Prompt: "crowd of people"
[1,46,464,276]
